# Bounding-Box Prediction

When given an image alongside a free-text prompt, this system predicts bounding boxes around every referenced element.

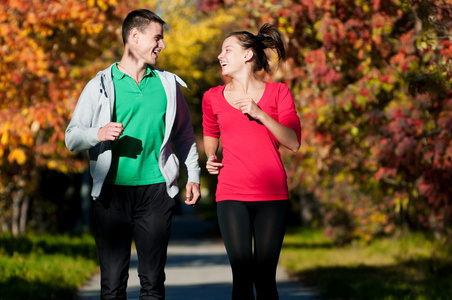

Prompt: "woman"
[202,23,302,299]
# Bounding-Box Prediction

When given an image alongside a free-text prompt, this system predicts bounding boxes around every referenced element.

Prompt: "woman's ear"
[244,50,254,61]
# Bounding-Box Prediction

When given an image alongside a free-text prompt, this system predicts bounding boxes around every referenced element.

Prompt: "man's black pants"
[93,183,174,300]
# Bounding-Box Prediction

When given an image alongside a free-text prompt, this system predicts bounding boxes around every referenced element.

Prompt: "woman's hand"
[234,98,263,121]
[206,154,223,175]
[235,98,300,152]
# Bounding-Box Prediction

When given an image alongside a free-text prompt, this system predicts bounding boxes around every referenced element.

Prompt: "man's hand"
[184,182,200,207]
[98,122,124,141]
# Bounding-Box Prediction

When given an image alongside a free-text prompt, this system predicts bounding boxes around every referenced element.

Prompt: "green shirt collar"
[112,63,154,80]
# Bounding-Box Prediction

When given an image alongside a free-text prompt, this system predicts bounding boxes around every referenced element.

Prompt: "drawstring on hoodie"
[100,76,108,97]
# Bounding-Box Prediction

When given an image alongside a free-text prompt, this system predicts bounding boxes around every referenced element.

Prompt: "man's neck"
[117,58,147,85]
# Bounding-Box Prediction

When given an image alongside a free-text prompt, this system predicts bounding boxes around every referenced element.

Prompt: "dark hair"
[226,23,286,73]
[122,9,166,45]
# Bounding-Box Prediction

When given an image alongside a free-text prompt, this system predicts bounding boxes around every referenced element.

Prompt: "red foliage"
[217,0,452,242]
[196,0,226,12]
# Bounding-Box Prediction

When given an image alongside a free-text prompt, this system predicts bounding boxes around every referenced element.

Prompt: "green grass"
[280,228,452,300]
[0,233,98,300]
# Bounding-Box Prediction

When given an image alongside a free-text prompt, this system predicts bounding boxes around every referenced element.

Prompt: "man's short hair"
[122,9,166,45]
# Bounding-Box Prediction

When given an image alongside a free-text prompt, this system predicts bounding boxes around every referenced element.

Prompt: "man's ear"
[130,28,139,43]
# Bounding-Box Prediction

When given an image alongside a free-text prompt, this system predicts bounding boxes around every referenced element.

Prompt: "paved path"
[78,204,320,300]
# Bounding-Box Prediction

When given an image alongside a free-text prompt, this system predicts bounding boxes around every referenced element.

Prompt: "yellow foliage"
[1,133,8,145]
[8,148,27,165]
[362,4,370,13]
[20,134,34,147]
[59,164,69,173]
[370,213,387,224]
[47,160,58,170]
[157,0,238,83]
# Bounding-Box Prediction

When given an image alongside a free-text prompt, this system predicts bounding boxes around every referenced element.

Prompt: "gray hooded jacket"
[65,63,200,199]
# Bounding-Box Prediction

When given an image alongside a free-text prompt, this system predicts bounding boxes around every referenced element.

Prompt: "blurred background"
[1,0,452,299]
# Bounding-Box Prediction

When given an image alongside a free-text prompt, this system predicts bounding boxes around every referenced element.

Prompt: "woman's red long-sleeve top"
[202,82,302,202]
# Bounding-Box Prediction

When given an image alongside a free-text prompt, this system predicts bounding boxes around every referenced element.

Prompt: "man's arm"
[171,83,201,205]
[65,80,101,152]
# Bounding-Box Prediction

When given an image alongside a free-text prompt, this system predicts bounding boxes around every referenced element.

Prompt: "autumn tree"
[0,0,140,235]
[0,0,243,234]
[198,0,452,243]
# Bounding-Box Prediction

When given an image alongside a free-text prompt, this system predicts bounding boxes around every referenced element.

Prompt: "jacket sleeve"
[65,78,103,152]
[170,83,201,184]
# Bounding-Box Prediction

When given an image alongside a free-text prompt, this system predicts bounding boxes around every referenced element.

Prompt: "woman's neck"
[227,75,264,94]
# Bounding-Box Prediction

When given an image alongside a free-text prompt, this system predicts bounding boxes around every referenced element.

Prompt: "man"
[65,9,201,300]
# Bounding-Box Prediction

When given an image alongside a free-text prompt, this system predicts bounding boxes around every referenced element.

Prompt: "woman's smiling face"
[218,36,248,76]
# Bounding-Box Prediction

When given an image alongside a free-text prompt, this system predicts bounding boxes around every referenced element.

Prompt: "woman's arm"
[233,98,300,152]
[204,136,223,175]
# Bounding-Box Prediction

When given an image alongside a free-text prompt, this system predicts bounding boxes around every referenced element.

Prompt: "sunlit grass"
[0,233,98,300]
[280,228,452,300]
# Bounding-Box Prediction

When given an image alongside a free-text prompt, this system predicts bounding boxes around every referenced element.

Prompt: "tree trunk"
[11,189,24,236]
[20,195,29,234]
[0,204,9,232]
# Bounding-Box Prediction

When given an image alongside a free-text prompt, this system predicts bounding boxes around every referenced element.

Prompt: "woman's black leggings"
[217,200,289,300]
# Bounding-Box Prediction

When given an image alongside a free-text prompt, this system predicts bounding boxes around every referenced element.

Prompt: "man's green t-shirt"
[105,64,166,185]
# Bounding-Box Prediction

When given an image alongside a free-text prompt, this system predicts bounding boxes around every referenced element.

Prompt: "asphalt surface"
[77,203,320,300]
